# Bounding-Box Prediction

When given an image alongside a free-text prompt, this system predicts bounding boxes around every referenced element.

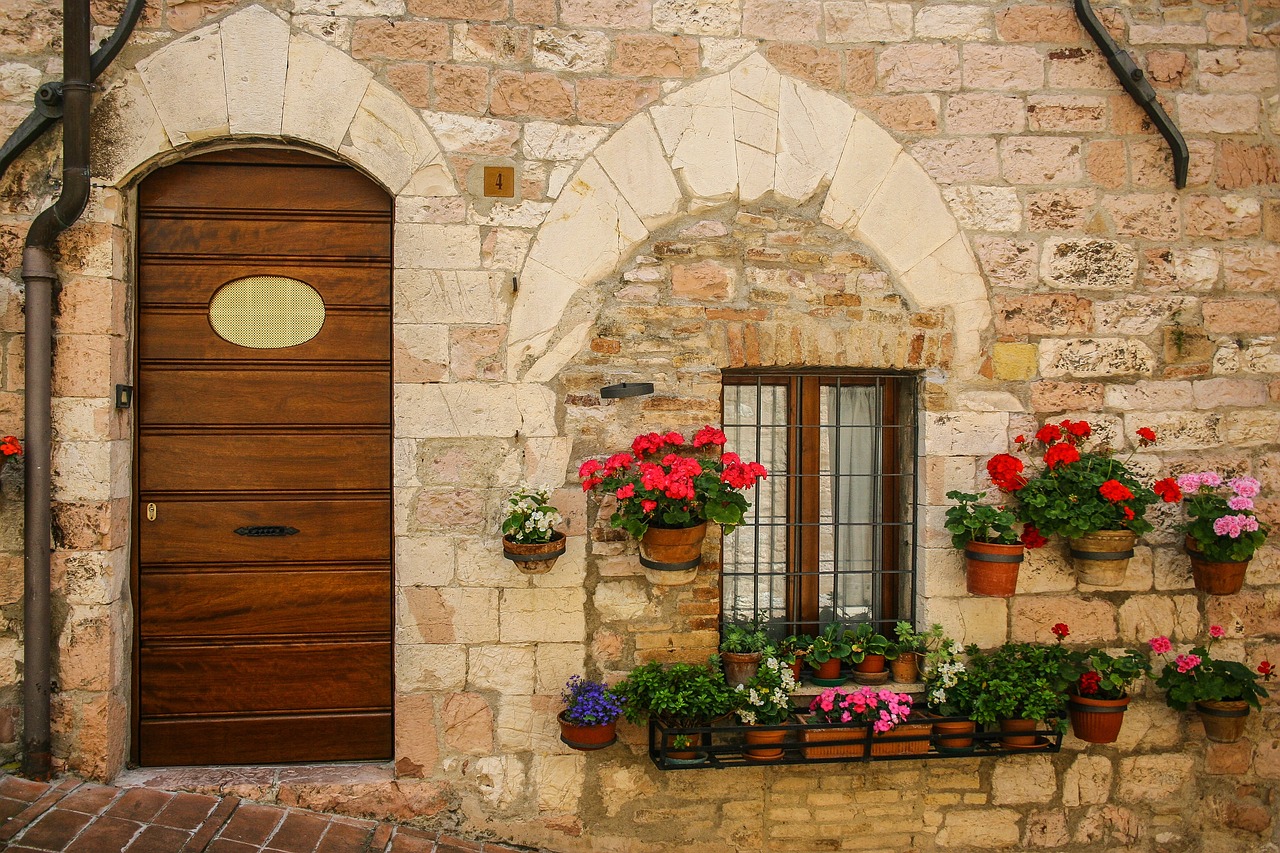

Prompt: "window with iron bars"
[721,370,919,638]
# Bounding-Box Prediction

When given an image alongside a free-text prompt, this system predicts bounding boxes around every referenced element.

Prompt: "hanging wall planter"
[1067,693,1130,744]
[964,541,1024,597]
[1069,529,1136,586]
[502,532,566,575]
[639,522,707,586]
[1186,536,1248,596]
[1195,700,1250,743]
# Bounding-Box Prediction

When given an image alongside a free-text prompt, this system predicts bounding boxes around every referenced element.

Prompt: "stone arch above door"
[508,53,990,384]
[92,3,455,199]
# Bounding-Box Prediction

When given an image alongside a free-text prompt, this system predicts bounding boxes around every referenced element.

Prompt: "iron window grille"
[721,370,919,637]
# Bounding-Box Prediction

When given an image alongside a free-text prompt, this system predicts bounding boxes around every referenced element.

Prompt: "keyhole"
[146,503,157,521]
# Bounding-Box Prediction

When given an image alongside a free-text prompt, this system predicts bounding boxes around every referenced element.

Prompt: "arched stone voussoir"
[509,51,989,383]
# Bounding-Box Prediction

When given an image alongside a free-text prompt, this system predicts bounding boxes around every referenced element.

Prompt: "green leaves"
[945,491,1020,548]
[614,659,739,728]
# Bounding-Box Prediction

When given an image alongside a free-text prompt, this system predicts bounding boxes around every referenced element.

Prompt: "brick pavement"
[0,775,523,853]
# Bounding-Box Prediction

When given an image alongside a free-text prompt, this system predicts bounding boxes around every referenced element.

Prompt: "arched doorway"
[132,148,393,765]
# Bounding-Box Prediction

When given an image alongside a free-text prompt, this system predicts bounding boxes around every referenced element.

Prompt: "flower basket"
[963,541,1023,597]
[799,716,931,758]
[1068,529,1135,587]
[502,532,566,575]
[1186,536,1248,596]
[639,522,707,585]
[1066,693,1129,744]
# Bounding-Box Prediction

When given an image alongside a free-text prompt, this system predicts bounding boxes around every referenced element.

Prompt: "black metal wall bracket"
[1073,0,1188,188]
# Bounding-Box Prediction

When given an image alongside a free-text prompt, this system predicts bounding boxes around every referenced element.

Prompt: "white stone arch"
[93,3,455,198]
[509,53,990,383]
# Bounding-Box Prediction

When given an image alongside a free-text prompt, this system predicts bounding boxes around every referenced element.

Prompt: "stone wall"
[0,0,1277,849]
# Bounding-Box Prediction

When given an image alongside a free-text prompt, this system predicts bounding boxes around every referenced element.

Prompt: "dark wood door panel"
[138,263,391,307]
[140,215,390,259]
[139,368,390,426]
[138,500,391,564]
[139,712,392,766]
[139,164,391,213]
[139,568,390,638]
[137,308,390,363]
[139,642,391,715]
[139,434,389,492]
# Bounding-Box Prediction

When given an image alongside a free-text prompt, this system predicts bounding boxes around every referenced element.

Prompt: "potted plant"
[966,624,1075,747]
[720,613,774,688]
[500,484,566,574]
[1176,472,1270,595]
[734,655,798,761]
[846,622,890,684]
[578,425,768,585]
[557,675,626,751]
[992,421,1179,586]
[886,622,943,683]
[800,685,926,758]
[1065,646,1151,744]
[779,633,814,682]
[945,490,1032,597]
[615,659,738,762]
[1150,626,1272,743]
[808,621,852,686]
[923,635,979,754]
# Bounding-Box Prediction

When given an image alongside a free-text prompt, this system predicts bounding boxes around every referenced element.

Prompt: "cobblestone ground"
[0,774,523,853]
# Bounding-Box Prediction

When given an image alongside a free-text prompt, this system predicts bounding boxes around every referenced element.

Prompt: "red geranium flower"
[1136,427,1157,443]
[692,425,728,448]
[1044,442,1080,469]
[987,453,1027,492]
[1123,506,1135,520]
[1020,524,1048,549]
[1051,623,1070,639]
[1077,671,1102,695]
[1153,477,1182,503]
[1035,423,1063,445]
[1258,661,1274,679]
[1099,479,1135,502]
[1064,420,1091,438]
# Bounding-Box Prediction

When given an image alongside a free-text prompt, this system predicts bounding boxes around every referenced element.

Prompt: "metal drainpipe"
[21,0,93,781]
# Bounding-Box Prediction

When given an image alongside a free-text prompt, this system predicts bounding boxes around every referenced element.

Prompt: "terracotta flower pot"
[853,653,886,674]
[722,651,763,689]
[810,658,845,685]
[502,532,566,575]
[1068,529,1136,587]
[788,653,805,682]
[1186,536,1249,596]
[930,716,977,754]
[557,712,617,751]
[640,522,707,585]
[1067,693,1130,744]
[963,541,1024,597]
[998,717,1041,748]
[744,726,787,761]
[1196,700,1250,743]
[889,652,919,683]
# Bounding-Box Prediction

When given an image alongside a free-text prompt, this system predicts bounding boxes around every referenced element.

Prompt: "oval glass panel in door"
[209,276,325,348]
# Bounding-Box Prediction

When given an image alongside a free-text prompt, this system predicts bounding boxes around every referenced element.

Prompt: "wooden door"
[134,149,393,765]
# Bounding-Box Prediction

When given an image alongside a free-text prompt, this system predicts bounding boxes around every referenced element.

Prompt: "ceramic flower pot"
[963,541,1024,597]
[744,726,787,761]
[889,652,920,683]
[1068,529,1136,587]
[639,522,707,585]
[502,532,566,575]
[1067,693,1130,744]
[1185,536,1249,595]
[930,716,977,754]
[810,658,845,686]
[998,717,1043,749]
[557,712,618,751]
[721,651,763,689]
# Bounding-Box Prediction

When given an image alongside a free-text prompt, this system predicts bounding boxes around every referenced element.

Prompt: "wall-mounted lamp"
[600,382,654,399]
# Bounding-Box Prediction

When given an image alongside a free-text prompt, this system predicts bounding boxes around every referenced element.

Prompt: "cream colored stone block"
[342,82,445,195]
[651,74,737,201]
[470,200,553,229]
[495,693,562,752]
[901,234,986,311]
[397,643,466,692]
[137,25,228,145]
[536,644,586,694]
[1078,546,1155,593]
[775,77,855,204]
[500,588,587,643]
[93,74,171,185]
[52,441,113,502]
[403,163,456,197]
[923,596,1007,648]
[856,156,959,277]
[991,755,1056,804]
[456,538,534,588]
[221,6,288,135]
[473,755,525,808]
[943,185,1022,232]
[1010,596,1117,643]
[394,440,420,489]
[729,54,781,202]
[530,536,588,588]
[1109,701,1183,751]
[523,122,610,161]
[594,579,653,621]
[922,411,1009,456]
[524,321,594,383]
[395,224,483,269]
[513,384,559,438]
[594,116,683,228]
[920,547,967,598]
[826,1,914,42]
[295,0,404,13]
[394,269,509,325]
[521,437,573,487]
[507,258,582,375]
[1017,547,1076,594]
[534,754,585,812]
[397,587,499,644]
[821,112,904,230]
[936,808,1022,848]
[469,644,537,694]
[282,30,373,151]
[1040,339,1157,379]
[1118,593,1199,643]
[1117,754,1194,802]
[1062,755,1112,806]
[396,535,457,586]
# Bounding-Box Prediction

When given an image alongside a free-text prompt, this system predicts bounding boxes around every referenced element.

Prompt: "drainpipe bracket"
[22,247,56,280]
[34,84,63,120]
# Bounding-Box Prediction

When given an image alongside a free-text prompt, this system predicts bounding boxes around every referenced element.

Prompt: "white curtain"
[823,385,879,622]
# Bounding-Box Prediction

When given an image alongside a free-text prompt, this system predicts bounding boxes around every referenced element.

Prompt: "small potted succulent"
[808,621,852,686]
[614,659,738,763]
[1176,472,1270,595]
[720,613,774,688]
[1065,645,1151,744]
[1150,626,1272,743]
[846,622,891,684]
[500,484,566,574]
[734,655,798,761]
[557,675,626,751]
[965,624,1076,747]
